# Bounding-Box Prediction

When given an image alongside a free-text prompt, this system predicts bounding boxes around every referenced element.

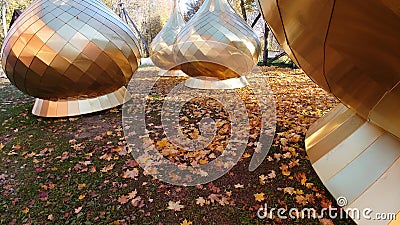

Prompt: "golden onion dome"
[150,0,185,70]
[174,0,261,89]
[256,0,400,138]
[1,0,140,101]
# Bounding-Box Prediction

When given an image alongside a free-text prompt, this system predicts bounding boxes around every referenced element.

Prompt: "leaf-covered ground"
[0,66,355,224]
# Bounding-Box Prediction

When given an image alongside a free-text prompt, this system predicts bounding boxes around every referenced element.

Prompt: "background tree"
[0,0,31,46]
[184,0,204,21]
[141,15,163,53]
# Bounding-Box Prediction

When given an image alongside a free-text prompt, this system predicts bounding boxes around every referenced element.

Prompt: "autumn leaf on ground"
[319,218,335,225]
[295,195,308,206]
[196,197,207,206]
[101,164,115,173]
[242,153,251,158]
[12,143,21,150]
[181,219,193,225]
[282,187,295,195]
[21,208,29,214]
[118,195,129,204]
[74,206,82,214]
[279,164,291,176]
[128,190,137,199]
[77,183,86,190]
[78,194,85,200]
[0,173,8,180]
[234,183,244,189]
[0,143,3,150]
[254,193,265,202]
[268,170,277,179]
[131,196,142,207]
[99,153,112,161]
[122,168,139,179]
[167,201,184,211]
[296,172,307,185]
[208,194,221,204]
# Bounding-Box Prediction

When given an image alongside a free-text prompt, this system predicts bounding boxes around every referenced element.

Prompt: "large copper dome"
[174,0,261,89]
[1,0,141,116]
[150,0,185,70]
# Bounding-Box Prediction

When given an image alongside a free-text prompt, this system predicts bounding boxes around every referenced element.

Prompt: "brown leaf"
[167,201,184,211]
[118,195,129,204]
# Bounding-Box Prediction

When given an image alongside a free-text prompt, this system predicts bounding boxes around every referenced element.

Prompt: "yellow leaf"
[283,187,295,195]
[282,170,291,176]
[242,153,251,158]
[305,183,314,189]
[295,195,307,206]
[21,207,29,214]
[156,139,169,148]
[78,194,85,200]
[106,131,113,136]
[13,143,21,150]
[181,219,193,225]
[128,190,137,199]
[254,193,265,202]
[0,143,4,150]
[199,158,208,165]
[101,163,115,173]
[78,183,86,190]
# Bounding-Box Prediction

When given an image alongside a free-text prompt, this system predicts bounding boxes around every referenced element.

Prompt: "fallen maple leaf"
[118,195,129,204]
[101,164,115,173]
[283,187,295,195]
[254,193,265,202]
[122,168,139,179]
[128,190,137,199]
[131,196,142,207]
[295,195,307,206]
[196,197,206,206]
[180,219,193,225]
[167,201,184,211]
[99,153,112,161]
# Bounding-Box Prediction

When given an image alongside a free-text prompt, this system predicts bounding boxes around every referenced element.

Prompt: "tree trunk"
[2,0,7,37]
[262,23,269,66]
[239,0,247,22]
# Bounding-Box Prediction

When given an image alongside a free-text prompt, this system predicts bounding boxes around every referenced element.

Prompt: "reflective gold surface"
[306,104,400,225]
[257,0,400,138]
[150,0,185,70]
[1,0,140,113]
[174,0,261,89]
[32,86,130,117]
